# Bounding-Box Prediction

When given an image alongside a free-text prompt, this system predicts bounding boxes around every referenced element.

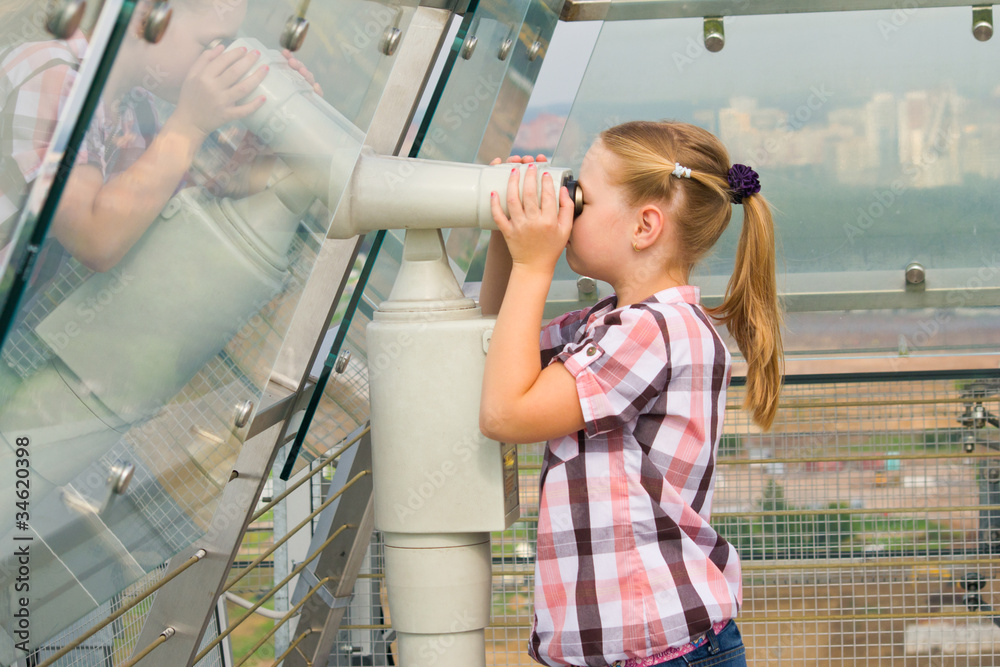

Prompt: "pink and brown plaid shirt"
[530,285,741,667]
[0,32,161,257]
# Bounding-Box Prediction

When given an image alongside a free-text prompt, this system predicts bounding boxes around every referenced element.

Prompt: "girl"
[480,120,783,667]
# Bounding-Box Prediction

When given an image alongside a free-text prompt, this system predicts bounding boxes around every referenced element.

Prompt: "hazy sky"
[572,7,998,105]
[533,5,999,111]
[526,21,601,108]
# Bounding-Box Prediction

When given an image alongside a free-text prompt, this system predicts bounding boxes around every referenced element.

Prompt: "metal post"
[273,444,290,660]
[128,422,291,667]
[284,431,375,666]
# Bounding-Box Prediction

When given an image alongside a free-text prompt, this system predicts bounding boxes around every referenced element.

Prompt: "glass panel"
[0,0,131,341]
[303,0,563,462]
[419,0,561,280]
[0,0,416,651]
[550,6,1000,359]
[245,0,416,131]
[417,0,539,163]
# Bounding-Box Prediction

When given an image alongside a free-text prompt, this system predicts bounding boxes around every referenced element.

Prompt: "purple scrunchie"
[727,164,761,205]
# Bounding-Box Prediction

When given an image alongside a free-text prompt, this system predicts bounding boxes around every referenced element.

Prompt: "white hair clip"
[672,163,692,179]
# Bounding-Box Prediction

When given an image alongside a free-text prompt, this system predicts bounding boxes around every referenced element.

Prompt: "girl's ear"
[633,204,665,251]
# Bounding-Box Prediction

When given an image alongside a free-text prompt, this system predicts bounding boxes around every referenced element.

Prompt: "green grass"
[225,596,276,666]
[719,434,744,458]
[845,430,965,455]
[715,481,960,558]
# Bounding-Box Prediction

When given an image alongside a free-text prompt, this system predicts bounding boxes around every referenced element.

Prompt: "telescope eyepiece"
[563,176,584,217]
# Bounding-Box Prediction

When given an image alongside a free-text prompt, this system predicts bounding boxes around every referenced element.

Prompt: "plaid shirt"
[1,33,260,377]
[2,33,87,247]
[0,32,164,374]
[0,32,160,257]
[530,285,741,667]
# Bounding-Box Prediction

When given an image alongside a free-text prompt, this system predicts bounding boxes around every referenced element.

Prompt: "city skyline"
[515,88,1000,188]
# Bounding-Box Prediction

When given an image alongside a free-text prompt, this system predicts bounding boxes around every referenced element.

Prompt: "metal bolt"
[577,276,597,297]
[498,37,513,61]
[142,1,173,45]
[108,461,135,495]
[45,0,86,40]
[905,262,925,285]
[281,15,310,52]
[974,404,988,429]
[234,400,254,428]
[703,16,725,53]
[460,34,478,59]
[335,350,352,374]
[528,40,542,61]
[973,5,993,41]
[381,27,402,56]
[988,465,1000,482]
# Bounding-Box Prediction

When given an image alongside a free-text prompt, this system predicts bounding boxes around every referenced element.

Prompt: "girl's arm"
[479,154,546,316]
[52,45,268,272]
[478,230,511,316]
[480,165,585,444]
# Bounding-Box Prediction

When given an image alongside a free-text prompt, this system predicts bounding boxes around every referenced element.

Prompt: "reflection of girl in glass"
[0,0,273,269]
[0,0,321,390]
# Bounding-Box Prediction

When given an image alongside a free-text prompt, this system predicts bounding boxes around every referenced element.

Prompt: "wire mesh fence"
[326,374,1000,667]
[27,367,999,667]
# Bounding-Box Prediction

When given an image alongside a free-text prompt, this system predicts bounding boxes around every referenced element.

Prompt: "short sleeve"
[554,305,670,437]
[9,61,89,182]
[539,307,588,367]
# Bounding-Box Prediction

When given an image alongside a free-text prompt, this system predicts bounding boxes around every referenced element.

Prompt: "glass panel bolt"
[381,27,402,56]
[45,0,86,40]
[973,6,993,41]
[905,262,925,285]
[143,1,173,44]
[109,461,135,495]
[235,400,254,429]
[703,17,725,53]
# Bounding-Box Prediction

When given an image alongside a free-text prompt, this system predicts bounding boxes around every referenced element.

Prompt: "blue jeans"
[656,621,747,667]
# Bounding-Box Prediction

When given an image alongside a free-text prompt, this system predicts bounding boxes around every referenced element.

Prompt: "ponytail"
[705,193,783,429]
[599,120,784,429]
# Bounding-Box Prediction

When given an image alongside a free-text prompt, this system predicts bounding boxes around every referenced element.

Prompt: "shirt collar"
[644,284,701,306]
[586,284,700,322]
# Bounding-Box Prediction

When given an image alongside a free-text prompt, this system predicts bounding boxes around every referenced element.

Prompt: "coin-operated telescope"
[240,38,582,667]
[329,159,577,667]
[0,38,581,664]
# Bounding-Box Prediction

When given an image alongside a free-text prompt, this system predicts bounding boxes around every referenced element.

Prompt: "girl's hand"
[490,162,574,273]
[172,45,269,140]
[488,154,548,166]
[283,49,324,96]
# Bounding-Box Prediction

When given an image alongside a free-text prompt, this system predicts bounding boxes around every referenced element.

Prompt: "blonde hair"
[600,120,783,429]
